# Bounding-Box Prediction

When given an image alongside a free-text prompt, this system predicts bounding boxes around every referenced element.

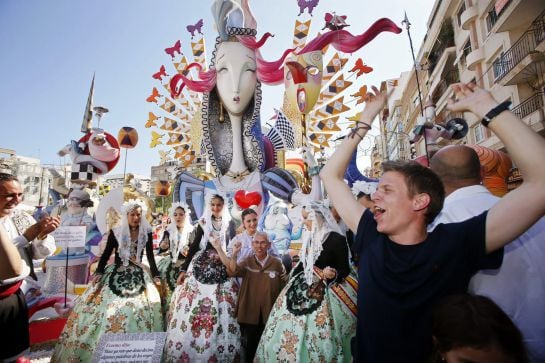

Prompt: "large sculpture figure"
[169,0,292,212]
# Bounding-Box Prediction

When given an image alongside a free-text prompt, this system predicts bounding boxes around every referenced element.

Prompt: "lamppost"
[402,12,430,160]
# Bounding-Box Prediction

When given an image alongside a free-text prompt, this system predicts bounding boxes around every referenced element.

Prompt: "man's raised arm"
[320,86,389,232]
[448,83,545,252]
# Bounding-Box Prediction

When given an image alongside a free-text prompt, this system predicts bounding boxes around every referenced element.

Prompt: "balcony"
[426,21,455,75]
[466,48,484,71]
[495,0,545,33]
[493,24,545,86]
[432,69,460,104]
[511,92,545,133]
[461,5,478,31]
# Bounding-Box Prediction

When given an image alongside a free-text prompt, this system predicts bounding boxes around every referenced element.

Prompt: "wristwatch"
[481,101,511,127]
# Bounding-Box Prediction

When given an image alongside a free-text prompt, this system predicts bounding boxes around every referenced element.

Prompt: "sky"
[0,0,435,177]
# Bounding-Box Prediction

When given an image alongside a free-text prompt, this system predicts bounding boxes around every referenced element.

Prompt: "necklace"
[212,219,222,231]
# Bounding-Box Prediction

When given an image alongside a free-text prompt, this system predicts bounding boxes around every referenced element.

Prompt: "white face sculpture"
[215,41,258,116]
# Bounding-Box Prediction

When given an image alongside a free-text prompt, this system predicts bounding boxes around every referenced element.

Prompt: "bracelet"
[308,165,321,177]
[481,101,511,127]
[348,121,372,140]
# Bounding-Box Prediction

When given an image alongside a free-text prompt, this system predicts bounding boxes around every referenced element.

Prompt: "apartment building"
[0,149,71,209]
[149,156,208,198]
[374,0,545,175]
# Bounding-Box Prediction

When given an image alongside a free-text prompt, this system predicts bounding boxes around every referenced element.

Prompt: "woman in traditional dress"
[255,201,357,362]
[156,202,193,307]
[51,200,163,362]
[164,194,240,362]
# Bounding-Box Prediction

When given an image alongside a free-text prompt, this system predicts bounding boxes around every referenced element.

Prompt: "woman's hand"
[322,266,337,280]
[91,273,102,285]
[210,235,222,251]
[159,239,169,251]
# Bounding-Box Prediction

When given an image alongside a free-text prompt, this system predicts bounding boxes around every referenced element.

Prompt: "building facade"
[374,0,545,176]
[149,156,208,198]
[101,173,151,196]
[0,149,71,209]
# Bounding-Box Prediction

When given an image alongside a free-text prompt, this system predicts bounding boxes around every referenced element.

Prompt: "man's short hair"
[429,146,482,185]
[0,172,19,184]
[253,231,269,243]
[382,160,445,224]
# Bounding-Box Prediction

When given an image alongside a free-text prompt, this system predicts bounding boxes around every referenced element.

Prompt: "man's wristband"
[481,101,511,127]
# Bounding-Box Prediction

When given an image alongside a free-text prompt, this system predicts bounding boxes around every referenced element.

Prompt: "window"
[486,1,512,33]
[461,40,472,68]
[456,3,466,28]
[474,123,486,143]
[492,52,506,80]
[413,95,420,110]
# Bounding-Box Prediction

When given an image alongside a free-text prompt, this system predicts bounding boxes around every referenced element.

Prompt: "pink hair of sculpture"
[298,18,402,54]
[169,32,292,97]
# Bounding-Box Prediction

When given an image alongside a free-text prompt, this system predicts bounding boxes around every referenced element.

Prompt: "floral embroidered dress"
[164,217,240,362]
[255,204,358,363]
[52,223,163,362]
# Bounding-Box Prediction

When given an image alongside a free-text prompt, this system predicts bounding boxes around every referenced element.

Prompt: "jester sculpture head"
[283,18,403,115]
[284,51,323,115]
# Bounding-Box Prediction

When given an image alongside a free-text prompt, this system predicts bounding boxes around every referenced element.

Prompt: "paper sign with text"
[52,226,87,248]
[93,332,166,363]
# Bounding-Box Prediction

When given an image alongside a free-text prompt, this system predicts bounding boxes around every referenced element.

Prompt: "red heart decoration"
[234,190,262,209]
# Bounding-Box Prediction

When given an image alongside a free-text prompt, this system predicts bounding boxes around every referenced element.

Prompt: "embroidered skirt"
[255,267,357,363]
[51,263,163,362]
[157,254,184,309]
[163,250,241,362]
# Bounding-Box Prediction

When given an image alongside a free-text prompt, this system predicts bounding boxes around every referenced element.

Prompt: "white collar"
[255,254,269,267]
[445,185,491,204]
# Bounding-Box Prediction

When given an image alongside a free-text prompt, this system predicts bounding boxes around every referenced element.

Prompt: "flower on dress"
[315,311,327,328]
[280,329,299,356]
[107,314,127,333]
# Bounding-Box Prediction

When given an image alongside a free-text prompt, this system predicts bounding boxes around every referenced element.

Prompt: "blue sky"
[0,0,434,176]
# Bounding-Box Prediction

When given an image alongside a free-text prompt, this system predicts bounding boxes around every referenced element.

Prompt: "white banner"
[52,226,86,249]
[93,332,167,363]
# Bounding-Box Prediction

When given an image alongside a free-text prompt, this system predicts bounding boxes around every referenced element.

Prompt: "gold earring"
[219,101,224,123]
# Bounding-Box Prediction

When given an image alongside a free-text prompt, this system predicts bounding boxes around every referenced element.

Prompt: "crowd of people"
[1,81,544,363]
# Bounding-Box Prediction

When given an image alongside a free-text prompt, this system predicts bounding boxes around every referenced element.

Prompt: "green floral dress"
[51,232,163,362]
[255,232,357,362]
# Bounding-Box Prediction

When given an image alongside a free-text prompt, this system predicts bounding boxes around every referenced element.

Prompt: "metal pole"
[402,11,430,161]
[301,113,310,192]
[64,247,69,308]
[122,148,128,181]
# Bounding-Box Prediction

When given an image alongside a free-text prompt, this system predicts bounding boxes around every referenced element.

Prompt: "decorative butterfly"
[145,112,159,128]
[150,131,163,148]
[350,58,373,78]
[165,40,182,59]
[152,65,168,82]
[146,87,160,103]
[347,112,363,123]
[351,85,369,105]
[186,19,204,38]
